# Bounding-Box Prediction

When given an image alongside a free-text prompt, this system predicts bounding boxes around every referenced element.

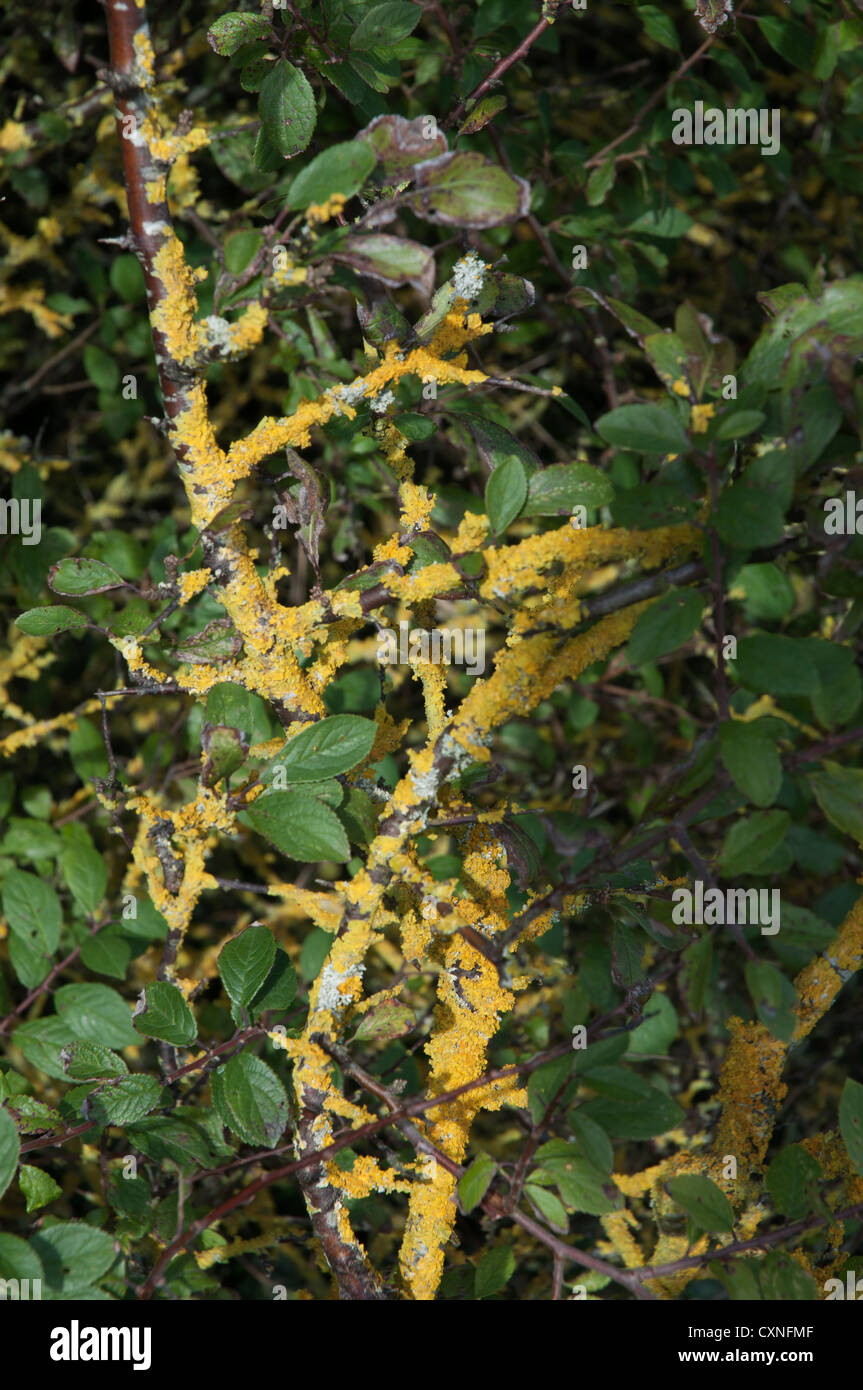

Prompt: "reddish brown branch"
[447,4,567,128]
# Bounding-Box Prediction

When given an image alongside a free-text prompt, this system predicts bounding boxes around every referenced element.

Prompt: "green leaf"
[638,4,680,50]
[60,841,107,915]
[340,787,378,846]
[485,456,527,534]
[68,717,110,782]
[756,15,811,70]
[201,723,248,787]
[335,235,434,294]
[569,1111,613,1175]
[585,159,616,207]
[55,983,139,1049]
[258,59,316,159]
[80,930,133,980]
[240,789,348,861]
[809,763,863,843]
[250,948,298,1017]
[109,253,146,303]
[128,1113,216,1171]
[745,960,797,1042]
[523,462,614,516]
[87,1074,164,1126]
[733,635,821,697]
[13,1017,77,1081]
[459,94,507,136]
[595,403,688,454]
[715,409,766,441]
[18,1164,62,1213]
[666,1174,734,1233]
[839,1077,863,1178]
[584,1066,653,1102]
[628,208,692,238]
[535,1153,618,1215]
[267,715,377,782]
[223,229,264,274]
[29,1221,116,1293]
[207,12,271,56]
[61,1041,128,1080]
[461,414,540,477]
[352,999,414,1042]
[2,869,62,954]
[413,152,530,229]
[205,682,271,743]
[626,590,704,665]
[350,2,421,50]
[580,1087,685,1138]
[525,1183,569,1232]
[0,1232,44,1287]
[83,343,119,393]
[627,991,679,1056]
[287,141,376,210]
[527,1056,575,1123]
[172,618,242,665]
[48,557,125,596]
[0,1106,20,1201]
[218,924,276,1009]
[610,483,698,530]
[720,721,782,808]
[611,921,644,988]
[458,1153,496,1212]
[733,565,794,623]
[758,1250,818,1301]
[15,605,87,636]
[474,1243,515,1299]
[210,1052,288,1148]
[133,982,197,1046]
[767,1146,823,1220]
[2,816,61,862]
[719,810,790,876]
[715,485,785,550]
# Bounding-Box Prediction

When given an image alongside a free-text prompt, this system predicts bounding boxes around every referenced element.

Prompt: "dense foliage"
[1,0,862,1302]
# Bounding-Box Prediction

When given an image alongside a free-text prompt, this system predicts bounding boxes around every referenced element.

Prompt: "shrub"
[1,0,862,1303]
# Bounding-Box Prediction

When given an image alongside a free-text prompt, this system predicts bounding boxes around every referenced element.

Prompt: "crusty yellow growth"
[792,886,863,1041]
[600,1208,646,1269]
[140,110,209,163]
[327,1155,412,1198]
[0,283,73,338]
[306,193,347,225]
[132,28,156,84]
[225,313,490,483]
[690,402,715,433]
[450,602,652,759]
[0,120,32,152]
[399,825,527,1300]
[714,887,863,1174]
[126,790,226,983]
[151,231,211,365]
[712,1017,788,1173]
[480,519,700,603]
[176,568,211,604]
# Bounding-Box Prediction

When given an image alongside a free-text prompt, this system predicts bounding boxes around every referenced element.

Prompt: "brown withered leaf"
[357,114,447,182]
[274,449,327,580]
